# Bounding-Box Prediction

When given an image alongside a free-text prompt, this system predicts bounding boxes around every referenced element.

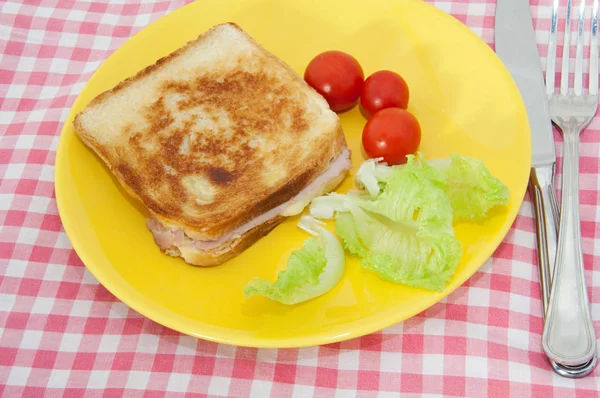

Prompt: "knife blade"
[495,0,555,167]
[494,0,596,378]
[495,0,558,310]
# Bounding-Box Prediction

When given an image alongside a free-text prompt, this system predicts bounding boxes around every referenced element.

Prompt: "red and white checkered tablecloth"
[1,0,599,396]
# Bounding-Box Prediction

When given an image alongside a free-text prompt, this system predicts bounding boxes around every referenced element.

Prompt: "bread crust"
[73,22,346,242]
[173,215,284,267]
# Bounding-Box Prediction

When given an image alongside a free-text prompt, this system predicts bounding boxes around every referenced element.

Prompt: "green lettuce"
[244,216,345,304]
[311,155,462,291]
[356,154,509,222]
[429,154,509,221]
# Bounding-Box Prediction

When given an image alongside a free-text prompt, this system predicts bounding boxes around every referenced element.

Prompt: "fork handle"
[542,131,597,366]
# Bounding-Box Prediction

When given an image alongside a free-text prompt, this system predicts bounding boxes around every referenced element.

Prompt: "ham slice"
[146,147,351,253]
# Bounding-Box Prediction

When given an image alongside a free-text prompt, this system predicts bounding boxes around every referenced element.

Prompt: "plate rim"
[54,0,532,348]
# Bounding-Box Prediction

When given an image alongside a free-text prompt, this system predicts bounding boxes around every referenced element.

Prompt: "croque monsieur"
[73,23,351,266]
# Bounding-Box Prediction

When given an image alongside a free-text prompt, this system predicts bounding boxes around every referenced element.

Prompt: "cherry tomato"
[360,70,410,118]
[304,51,364,112]
[362,108,421,165]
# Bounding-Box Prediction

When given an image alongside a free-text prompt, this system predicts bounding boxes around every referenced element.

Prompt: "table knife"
[495,0,557,318]
[494,0,596,378]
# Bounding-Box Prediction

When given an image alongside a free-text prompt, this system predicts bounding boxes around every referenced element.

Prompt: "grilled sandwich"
[73,23,351,266]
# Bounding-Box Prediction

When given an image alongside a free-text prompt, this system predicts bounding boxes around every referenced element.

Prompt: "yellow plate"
[55,0,531,348]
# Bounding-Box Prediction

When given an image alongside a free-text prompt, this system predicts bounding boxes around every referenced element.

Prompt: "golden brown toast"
[74,23,347,244]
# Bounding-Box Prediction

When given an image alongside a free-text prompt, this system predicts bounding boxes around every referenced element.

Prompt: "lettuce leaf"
[433,154,509,222]
[356,154,509,222]
[244,216,345,304]
[335,212,367,257]
[312,156,462,291]
[351,154,452,227]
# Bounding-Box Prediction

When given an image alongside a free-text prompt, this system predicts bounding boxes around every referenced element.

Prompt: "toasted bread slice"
[74,23,347,246]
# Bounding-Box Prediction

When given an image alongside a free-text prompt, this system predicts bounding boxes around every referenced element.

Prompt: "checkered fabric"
[1,0,599,396]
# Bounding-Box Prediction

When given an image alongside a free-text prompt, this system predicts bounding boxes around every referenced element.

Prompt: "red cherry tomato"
[362,108,421,165]
[304,51,364,112]
[360,70,410,118]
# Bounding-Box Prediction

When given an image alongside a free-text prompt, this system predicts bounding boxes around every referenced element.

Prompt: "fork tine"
[547,0,560,96]
[590,0,599,95]
[561,0,574,95]
[574,0,586,95]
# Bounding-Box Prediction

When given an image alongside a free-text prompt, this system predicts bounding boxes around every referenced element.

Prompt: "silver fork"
[542,0,599,369]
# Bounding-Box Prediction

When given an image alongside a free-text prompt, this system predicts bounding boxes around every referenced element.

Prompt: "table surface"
[1,0,600,396]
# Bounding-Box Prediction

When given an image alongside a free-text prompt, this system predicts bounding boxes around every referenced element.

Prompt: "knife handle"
[529,166,560,315]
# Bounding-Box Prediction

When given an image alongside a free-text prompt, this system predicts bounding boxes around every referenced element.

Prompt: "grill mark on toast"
[291,107,309,132]
[146,97,174,132]
[207,167,234,185]
[129,132,141,146]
